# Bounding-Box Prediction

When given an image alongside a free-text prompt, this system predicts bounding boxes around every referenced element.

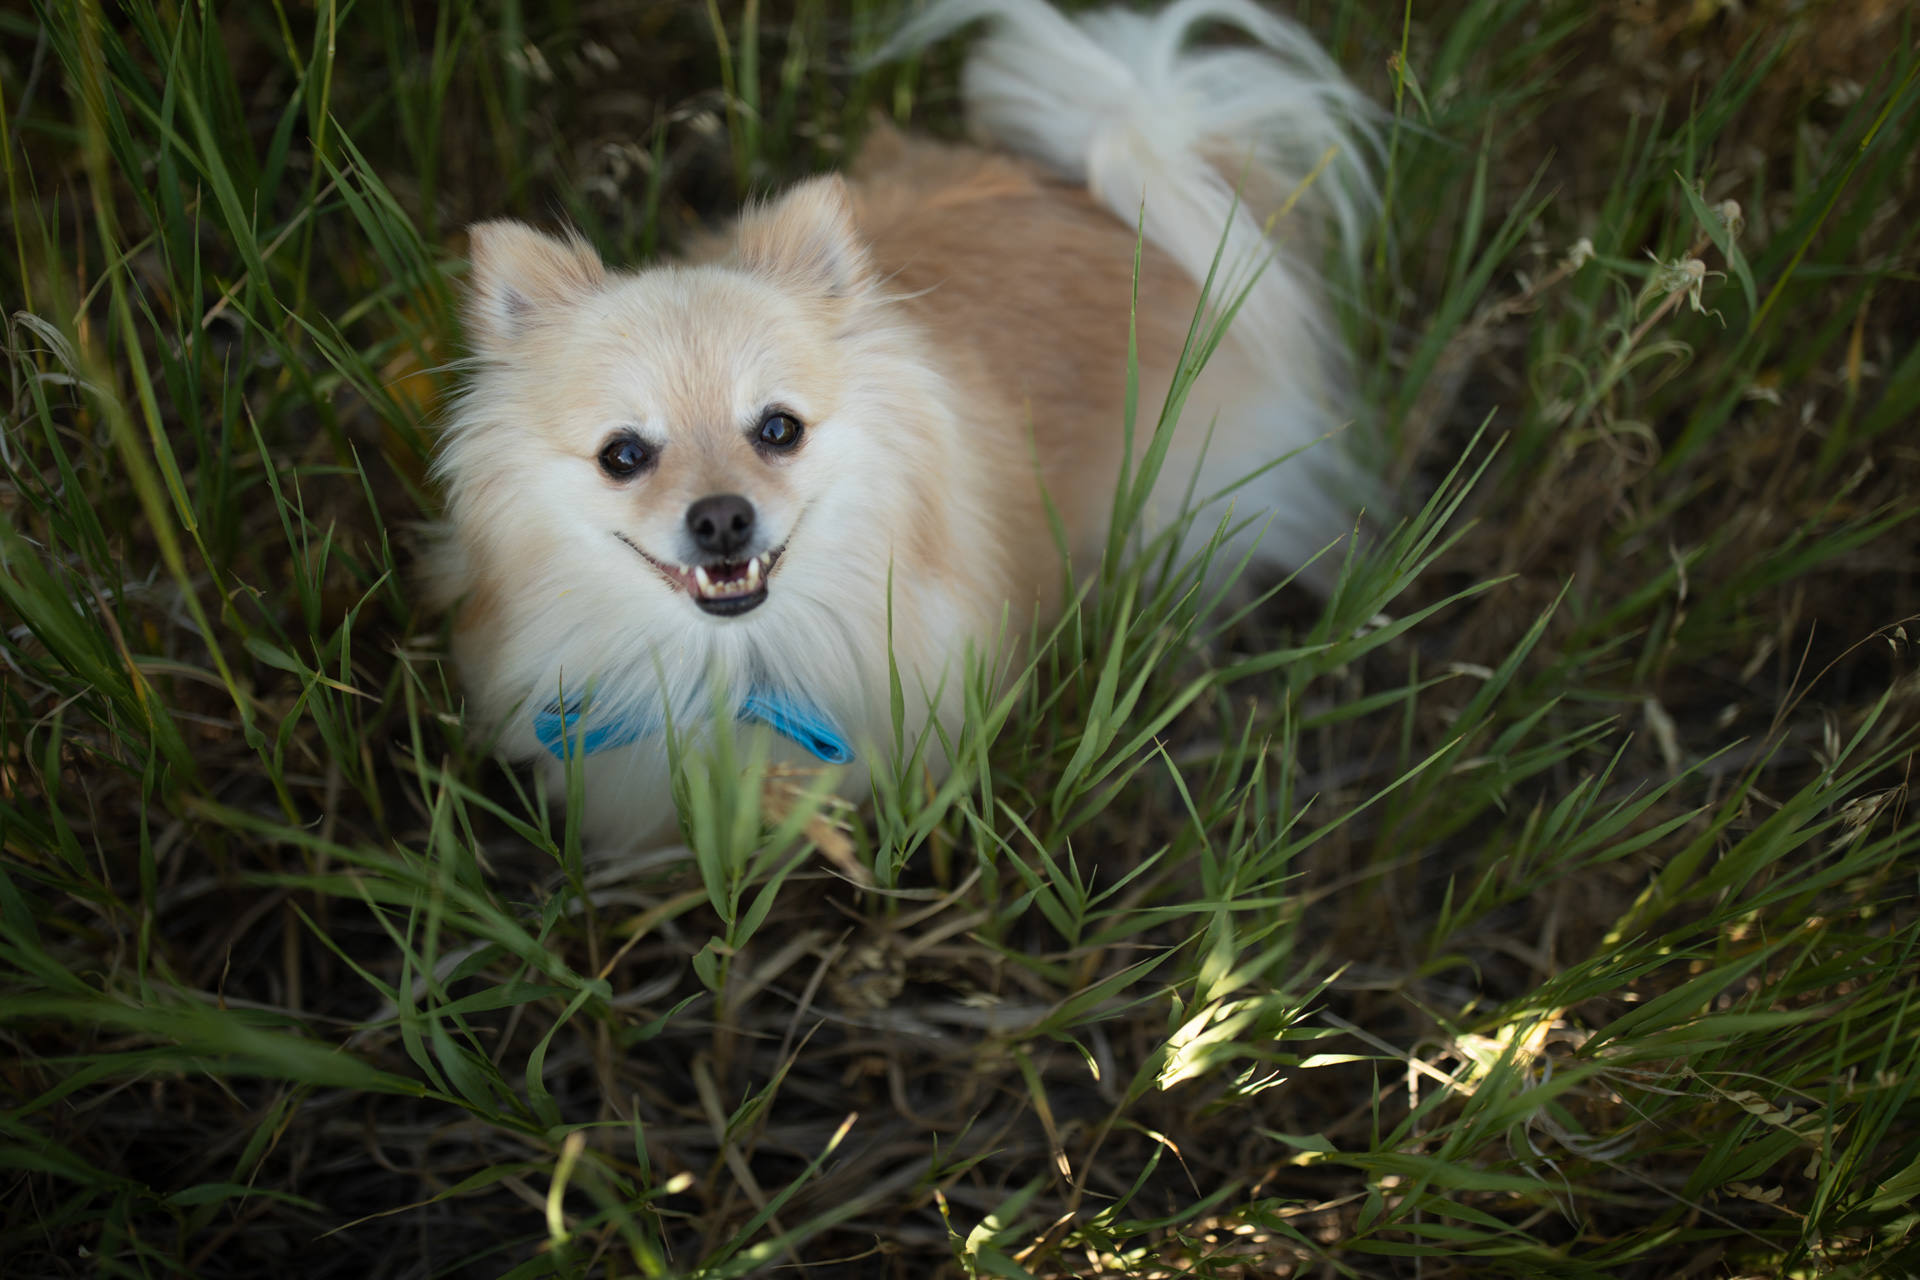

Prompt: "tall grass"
[3,1,1917,1276]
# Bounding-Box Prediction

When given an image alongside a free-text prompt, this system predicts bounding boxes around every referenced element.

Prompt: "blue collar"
[532,686,854,765]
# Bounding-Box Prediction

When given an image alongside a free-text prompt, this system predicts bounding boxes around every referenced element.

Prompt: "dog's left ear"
[735,175,872,299]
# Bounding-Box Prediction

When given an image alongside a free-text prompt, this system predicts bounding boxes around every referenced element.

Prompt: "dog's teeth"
[694,566,714,595]
[745,557,762,592]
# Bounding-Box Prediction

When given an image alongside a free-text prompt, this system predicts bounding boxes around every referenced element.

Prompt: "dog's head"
[446,178,889,630]
[434,174,1007,754]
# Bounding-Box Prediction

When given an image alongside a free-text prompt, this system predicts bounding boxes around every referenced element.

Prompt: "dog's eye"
[597,433,655,480]
[756,411,804,452]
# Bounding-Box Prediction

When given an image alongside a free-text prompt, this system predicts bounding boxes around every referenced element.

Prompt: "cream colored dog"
[429,0,1375,847]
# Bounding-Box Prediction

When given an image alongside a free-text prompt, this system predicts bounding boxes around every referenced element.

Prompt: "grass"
[3,0,1918,1276]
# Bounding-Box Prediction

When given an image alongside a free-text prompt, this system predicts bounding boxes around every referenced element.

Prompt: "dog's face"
[446,179,883,629]
[474,261,844,620]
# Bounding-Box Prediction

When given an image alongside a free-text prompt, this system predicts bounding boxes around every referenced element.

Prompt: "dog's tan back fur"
[849,127,1202,600]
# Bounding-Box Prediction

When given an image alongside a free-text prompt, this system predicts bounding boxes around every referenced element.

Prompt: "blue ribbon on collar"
[533,687,854,765]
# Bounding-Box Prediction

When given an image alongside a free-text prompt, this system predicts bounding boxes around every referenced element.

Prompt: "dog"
[427,0,1377,849]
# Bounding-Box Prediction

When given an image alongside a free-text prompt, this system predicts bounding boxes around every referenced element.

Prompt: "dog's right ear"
[734,175,872,300]
[465,220,605,352]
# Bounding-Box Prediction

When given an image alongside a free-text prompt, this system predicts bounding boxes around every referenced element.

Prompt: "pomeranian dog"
[428,0,1376,849]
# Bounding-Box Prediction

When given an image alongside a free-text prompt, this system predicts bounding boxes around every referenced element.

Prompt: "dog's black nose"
[686,493,755,557]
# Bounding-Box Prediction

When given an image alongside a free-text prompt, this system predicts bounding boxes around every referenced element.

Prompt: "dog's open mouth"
[616,535,782,617]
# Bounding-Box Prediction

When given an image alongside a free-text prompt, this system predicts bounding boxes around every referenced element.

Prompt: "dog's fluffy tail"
[886,0,1375,361]
[886,0,1380,579]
